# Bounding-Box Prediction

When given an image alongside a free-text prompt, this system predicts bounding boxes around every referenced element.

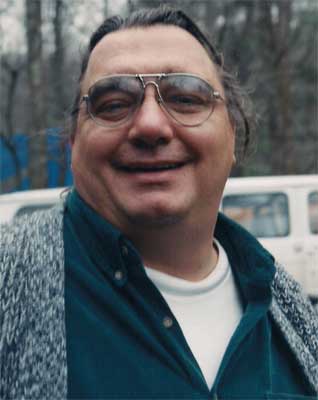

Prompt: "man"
[1,6,317,399]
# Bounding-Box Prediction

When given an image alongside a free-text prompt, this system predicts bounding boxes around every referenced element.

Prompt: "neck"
[126,217,219,282]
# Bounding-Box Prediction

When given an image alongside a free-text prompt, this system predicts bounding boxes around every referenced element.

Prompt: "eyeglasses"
[82,73,224,128]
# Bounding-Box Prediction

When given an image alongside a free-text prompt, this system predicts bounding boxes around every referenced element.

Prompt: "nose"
[127,84,174,149]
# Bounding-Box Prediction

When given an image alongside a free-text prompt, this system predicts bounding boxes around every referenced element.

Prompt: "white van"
[222,175,318,300]
[1,176,317,299]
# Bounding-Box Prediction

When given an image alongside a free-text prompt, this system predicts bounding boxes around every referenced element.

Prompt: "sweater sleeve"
[270,263,318,394]
[0,206,68,399]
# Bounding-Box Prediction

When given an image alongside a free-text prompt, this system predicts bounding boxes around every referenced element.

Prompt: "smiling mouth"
[117,162,187,173]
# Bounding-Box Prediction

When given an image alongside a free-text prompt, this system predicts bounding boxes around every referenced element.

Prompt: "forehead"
[83,25,221,90]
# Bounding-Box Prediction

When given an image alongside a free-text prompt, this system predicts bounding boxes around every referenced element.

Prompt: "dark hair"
[70,5,254,160]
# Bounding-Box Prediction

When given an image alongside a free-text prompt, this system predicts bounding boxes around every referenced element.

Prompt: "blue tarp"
[0,130,73,192]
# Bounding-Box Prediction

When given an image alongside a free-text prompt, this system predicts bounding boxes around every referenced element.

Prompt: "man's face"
[71,25,235,232]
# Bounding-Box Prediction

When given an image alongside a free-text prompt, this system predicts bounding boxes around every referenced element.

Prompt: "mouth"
[115,161,188,173]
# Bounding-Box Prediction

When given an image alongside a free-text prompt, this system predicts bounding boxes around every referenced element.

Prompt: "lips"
[114,160,189,173]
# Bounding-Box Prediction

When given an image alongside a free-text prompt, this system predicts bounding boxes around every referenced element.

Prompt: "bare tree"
[104,0,109,17]
[257,0,294,174]
[25,0,47,188]
[51,0,69,186]
[52,0,66,119]
[0,57,24,192]
[276,0,294,173]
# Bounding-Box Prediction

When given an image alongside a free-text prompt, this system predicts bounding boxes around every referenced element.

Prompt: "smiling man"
[71,23,234,280]
[1,6,317,399]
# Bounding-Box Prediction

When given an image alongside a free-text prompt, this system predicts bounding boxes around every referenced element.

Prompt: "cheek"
[210,117,236,163]
[191,121,235,187]
[71,125,121,169]
[187,123,235,166]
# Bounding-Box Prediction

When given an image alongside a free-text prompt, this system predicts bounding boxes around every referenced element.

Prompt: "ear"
[231,125,236,165]
[68,132,77,173]
[70,133,76,147]
[69,103,81,147]
[232,153,237,165]
[69,121,80,146]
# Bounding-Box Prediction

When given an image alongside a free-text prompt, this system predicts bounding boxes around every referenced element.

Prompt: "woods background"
[1,0,317,193]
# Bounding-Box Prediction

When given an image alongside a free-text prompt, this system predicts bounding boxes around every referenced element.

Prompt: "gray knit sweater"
[1,205,318,399]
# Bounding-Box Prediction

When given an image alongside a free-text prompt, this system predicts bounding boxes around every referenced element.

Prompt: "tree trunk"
[1,59,23,191]
[276,0,294,173]
[51,0,68,186]
[25,0,47,189]
[104,0,108,18]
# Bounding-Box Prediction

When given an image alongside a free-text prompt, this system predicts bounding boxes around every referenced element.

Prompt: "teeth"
[153,164,178,171]
[124,163,181,172]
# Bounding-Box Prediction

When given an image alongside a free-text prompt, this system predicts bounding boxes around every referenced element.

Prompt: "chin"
[124,204,187,228]
[128,214,183,228]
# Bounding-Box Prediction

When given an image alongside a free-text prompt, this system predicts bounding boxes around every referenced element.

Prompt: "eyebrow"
[95,65,192,76]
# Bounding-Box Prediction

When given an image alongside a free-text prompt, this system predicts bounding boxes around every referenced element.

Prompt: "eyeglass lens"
[87,74,216,127]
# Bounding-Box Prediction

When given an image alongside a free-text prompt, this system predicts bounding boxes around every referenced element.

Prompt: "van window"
[308,191,318,234]
[222,192,289,238]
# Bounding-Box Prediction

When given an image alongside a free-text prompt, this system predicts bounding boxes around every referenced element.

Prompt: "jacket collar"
[215,212,276,305]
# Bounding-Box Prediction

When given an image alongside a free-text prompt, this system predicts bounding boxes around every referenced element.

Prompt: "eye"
[91,95,136,121]
[96,100,129,114]
[170,95,205,105]
[164,93,209,114]
[95,101,130,119]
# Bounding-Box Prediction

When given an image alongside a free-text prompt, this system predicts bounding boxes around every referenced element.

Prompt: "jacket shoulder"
[270,264,318,393]
[0,204,67,398]
[1,205,64,276]
[1,203,63,244]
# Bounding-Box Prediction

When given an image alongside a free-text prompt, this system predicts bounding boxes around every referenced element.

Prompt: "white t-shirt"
[145,240,243,389]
